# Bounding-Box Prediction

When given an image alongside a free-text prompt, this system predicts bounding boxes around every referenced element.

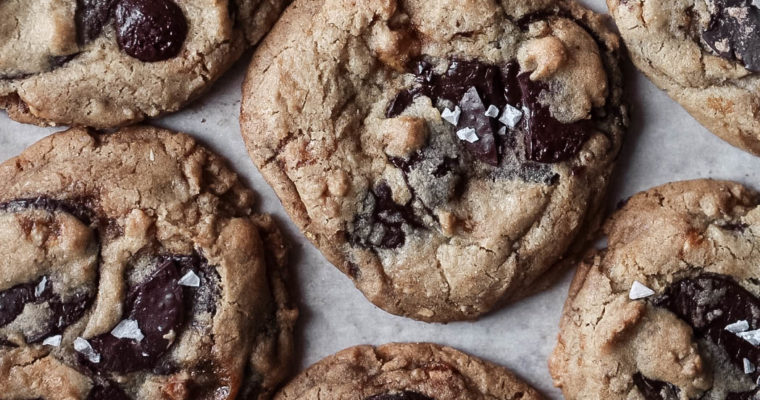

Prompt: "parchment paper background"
[2,1,760,397]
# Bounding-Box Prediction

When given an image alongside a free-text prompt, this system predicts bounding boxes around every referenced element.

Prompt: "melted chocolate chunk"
[385,59,516,165]
[633,373,680,400]
[349,182,423,249]
[0,280,38,327]
[0,198,95,343]
[703,0,760,72]
[636,274,760,399]
[114,0,188,62]
[28,292,91,343]
[0,197,95,226]
[459,87,498,166]
[653,274,760,382]
[0,276,91,343]
[76,0,118,44]
[385,58,594,165]
[88,259,184,373]
[86,384,130,400]
[365,391,434,400]
[518,73,592,163]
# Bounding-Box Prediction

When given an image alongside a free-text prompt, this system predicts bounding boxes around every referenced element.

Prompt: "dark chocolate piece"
[0,280,38,327]
[28,292,91,343]
[366,391,434,400]
[349,182,423,250]
[386,58,594,165]
[0,197,95,226]
[703,0,760,72]
[653,274,760,383]
[632,373,680,400]
[88,259,184,373]
[518,73,591,163]
[86,383,130,400]
[0,276,90,343]
[458,87,499,166]
[114,0,188,62]
[636,274,760,399]
[75,0,118,44]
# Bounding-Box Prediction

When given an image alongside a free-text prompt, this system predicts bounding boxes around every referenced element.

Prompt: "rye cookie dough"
[0,126,297,399]
[550,180,760,399]
[274,343,544,400]
[609,0,760,155]
[241,0,627,321]
[0,0,289,128]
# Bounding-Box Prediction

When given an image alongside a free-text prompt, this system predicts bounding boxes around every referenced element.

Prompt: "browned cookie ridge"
[551,179,760,399]
[0,126,297,399]
[274,343,544,400]
[241,0,627,322]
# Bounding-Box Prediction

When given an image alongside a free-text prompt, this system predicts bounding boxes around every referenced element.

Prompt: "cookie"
[240,0,627,321]
[550,180,760,399]
[0,0,289,128]
[608,0,760,155]
[274,343,543,400]
[0,126,297,399]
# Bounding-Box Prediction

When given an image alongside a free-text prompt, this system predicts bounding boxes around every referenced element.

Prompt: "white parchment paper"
[2,1,760,397]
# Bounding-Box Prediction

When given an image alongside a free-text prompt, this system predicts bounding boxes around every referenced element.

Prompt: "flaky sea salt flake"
[111,319,144,342]
[629,281,655,300]
[35,276,47,297]
[726,320,750,333]
[738,329,760,346]
[178,270,201,287]
[499,104,523,128]
[42,335,62,347]
[456,128,479,143]
[74,337,100,363]
[745,358,756,374]
[441,106,461,126]
[485,105,500,118]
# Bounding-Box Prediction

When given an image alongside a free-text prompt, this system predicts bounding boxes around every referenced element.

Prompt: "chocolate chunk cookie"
[274,343,544,400]
[0,126,297,399]
[550,180,760,399]
[0,0,289,128]
[241,0,627,321]
[609,0,760,156]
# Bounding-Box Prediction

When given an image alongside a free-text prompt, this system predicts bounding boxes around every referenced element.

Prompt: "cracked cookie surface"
[241,0,627,322]
[274,343,543,400]
[0,126,297,399]
[609,0,760,156]
[550,179,760,399]
[0,0,289,128]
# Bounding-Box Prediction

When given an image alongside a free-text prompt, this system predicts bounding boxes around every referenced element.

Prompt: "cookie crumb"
[441,106,461,125]
[456,127,479,143]
[629,281,655,300]
[178,270,201,287]
[42,335,62,347]
[74,337,101,363]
